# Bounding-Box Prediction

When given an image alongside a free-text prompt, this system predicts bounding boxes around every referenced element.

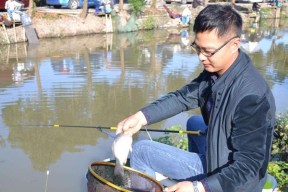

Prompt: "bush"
[127,0,145,16]
[153,125,188,151]
[142,16,156,30]
[272,112,288,162]
[269,111,288,191]
[268,161,288,191]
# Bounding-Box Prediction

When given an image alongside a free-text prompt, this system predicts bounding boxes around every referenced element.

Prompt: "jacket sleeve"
[204,94,274,192]
[140,75,203,124]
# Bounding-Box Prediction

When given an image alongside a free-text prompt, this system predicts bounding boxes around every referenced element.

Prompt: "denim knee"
[131,140,152,161]
[186,115,206,132]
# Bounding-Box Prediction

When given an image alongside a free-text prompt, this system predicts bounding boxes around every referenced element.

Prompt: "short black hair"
[193,4,242,38]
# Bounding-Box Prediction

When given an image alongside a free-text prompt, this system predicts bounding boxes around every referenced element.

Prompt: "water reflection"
[0,18,288,192]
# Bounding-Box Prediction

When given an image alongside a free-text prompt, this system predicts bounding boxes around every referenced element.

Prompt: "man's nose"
[198,52,207,61]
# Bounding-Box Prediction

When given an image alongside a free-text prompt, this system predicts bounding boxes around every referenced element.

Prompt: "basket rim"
[88,161,164,192]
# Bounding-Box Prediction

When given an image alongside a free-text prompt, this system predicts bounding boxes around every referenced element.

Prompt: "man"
[5,0,21,20]
[252,2,261,12]
[116,4,276,192]
[181,5,191,25]
[5,0,15,20]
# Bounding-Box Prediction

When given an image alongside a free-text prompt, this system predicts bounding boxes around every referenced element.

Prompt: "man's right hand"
[116,111,147,135]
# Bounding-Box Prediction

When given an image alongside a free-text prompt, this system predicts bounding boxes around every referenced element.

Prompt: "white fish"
[112,133,133,177]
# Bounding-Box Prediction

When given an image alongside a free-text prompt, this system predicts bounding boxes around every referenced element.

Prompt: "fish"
[112,133,133,178]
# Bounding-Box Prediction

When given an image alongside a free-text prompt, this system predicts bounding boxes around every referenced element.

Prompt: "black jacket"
[141,49,276,192]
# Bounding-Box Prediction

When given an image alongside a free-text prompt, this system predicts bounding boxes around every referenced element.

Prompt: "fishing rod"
[28,124,205,136]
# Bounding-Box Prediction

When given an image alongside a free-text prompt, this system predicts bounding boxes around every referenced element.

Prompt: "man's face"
[193,29,240,76]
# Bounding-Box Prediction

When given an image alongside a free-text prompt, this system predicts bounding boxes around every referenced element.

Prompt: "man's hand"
[163,181,205,192]
[116,111,147,135]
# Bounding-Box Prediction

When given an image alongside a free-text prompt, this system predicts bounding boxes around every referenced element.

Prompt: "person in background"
[5,0,15,20]
[104,0,112,13]
[252,2,261,12]
[5,0,22,20]
[181,5,191,24]
[98,0,112,13]
[116,4,276,192]
[0,13,3,22]
[163,4,182,19]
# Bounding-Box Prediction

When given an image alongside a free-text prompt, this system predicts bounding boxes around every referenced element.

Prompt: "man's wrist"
[193,181,200,192]
[199,180,208,192]
[193,181,206,192]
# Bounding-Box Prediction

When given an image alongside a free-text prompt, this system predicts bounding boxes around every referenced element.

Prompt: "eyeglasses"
[191,36,239,57]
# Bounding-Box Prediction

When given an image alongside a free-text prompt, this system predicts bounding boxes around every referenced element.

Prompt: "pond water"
[0,18,288,191]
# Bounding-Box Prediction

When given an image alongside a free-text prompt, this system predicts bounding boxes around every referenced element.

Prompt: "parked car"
[0,0,29,10]
[235,0,263,3]
[164,0,193,4]
[46,0,102,9]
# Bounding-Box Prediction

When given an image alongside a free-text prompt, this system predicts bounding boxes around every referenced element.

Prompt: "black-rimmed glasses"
[191,36,239,57]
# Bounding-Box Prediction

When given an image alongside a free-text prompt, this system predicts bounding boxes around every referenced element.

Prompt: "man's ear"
[231,37,241,53]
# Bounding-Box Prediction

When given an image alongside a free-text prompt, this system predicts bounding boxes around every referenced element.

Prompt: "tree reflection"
[241,18,288,87]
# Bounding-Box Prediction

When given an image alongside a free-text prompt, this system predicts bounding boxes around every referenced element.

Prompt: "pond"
[0,18,288,191]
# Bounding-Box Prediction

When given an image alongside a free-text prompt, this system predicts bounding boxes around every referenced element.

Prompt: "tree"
[28,0,34,16]
[120,0,124,11]
[151,0,156,9]
[80,0,89,18]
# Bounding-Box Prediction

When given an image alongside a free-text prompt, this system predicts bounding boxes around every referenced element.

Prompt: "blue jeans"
[186,115,207,155]
[181,16,190,24]
[7,10,14,20]
[131,116,278,189]
[130,116,207,181]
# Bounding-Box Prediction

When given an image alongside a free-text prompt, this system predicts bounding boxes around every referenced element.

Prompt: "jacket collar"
[211,49,251,92]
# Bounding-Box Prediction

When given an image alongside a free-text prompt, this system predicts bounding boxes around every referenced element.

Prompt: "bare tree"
[80,0,89,18]
[120,0,123,11]
[151,0,156,9]
[28,0,33,16]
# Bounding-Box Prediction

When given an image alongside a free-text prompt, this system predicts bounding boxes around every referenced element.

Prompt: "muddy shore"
[0,3,287,44]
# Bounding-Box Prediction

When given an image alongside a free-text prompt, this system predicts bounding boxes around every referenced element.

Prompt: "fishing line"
[143,126,153,141]
[45,151,51,192]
